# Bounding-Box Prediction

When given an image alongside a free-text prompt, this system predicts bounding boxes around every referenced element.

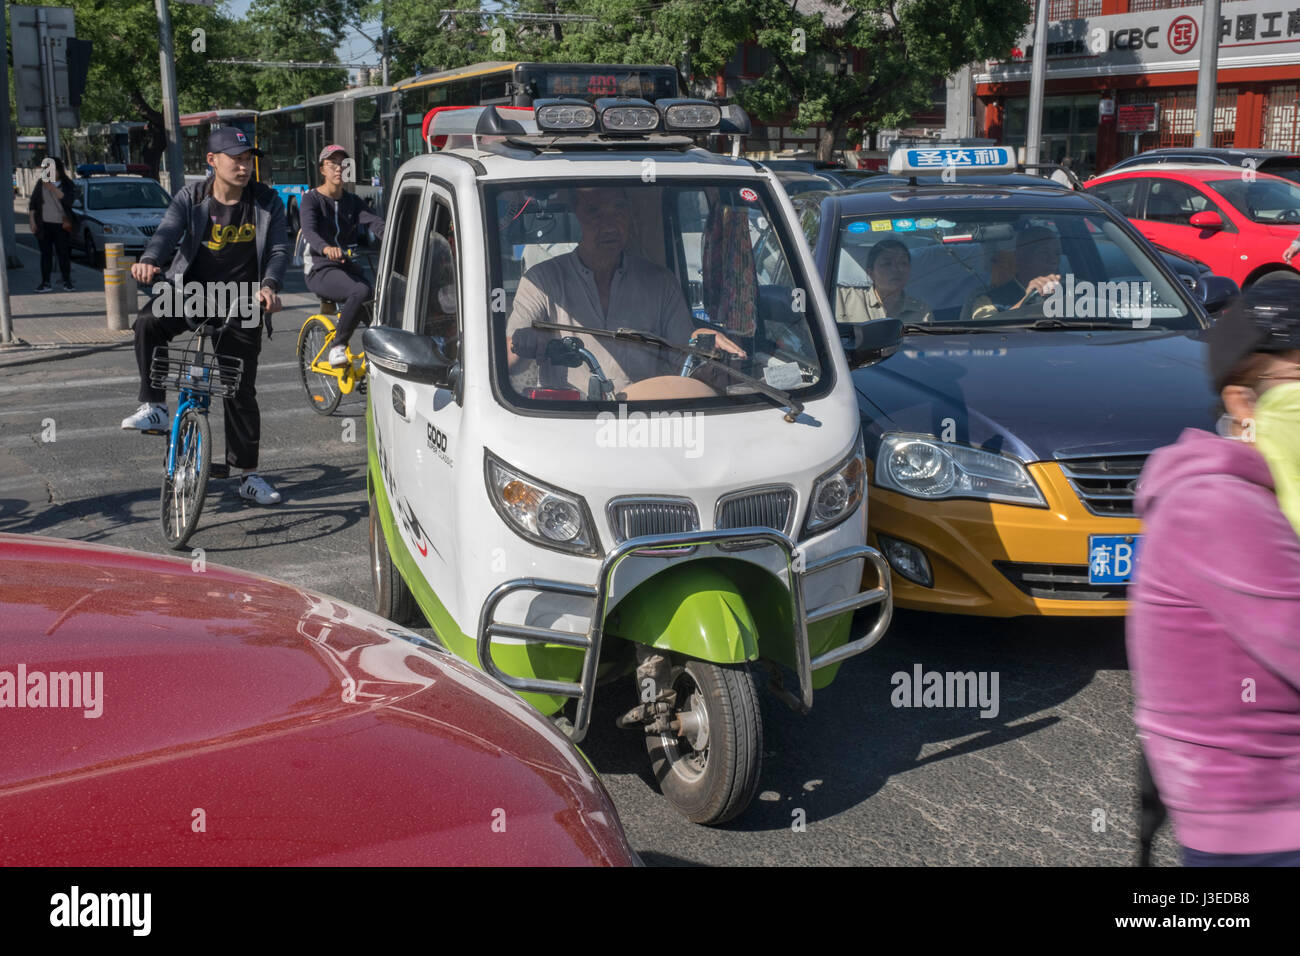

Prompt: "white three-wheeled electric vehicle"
[364,95,901,824]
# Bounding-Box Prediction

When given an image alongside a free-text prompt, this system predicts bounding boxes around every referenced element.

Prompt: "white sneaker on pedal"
[238,473,282,505]
[328,345,349,367]
[120,402,170,431]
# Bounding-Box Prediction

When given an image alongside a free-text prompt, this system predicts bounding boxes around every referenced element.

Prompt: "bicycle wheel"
[159,409,211,551]
[298,315,342,416]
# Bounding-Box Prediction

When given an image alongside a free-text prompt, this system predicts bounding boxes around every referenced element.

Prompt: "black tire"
[159,409,211,551]
[82,231,101,269]
[369,481,424,627]
[645,658,763,825]
[1246,270,1300,290]
[297,315,342,416]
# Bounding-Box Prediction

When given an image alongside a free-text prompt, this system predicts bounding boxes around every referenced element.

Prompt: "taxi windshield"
[831,208,1200,331]
[486,179,832,411]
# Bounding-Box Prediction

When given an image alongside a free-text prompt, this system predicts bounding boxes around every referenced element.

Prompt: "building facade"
[976,0,1300,176]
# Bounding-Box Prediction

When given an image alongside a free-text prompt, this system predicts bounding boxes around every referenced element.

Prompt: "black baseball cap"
[1206,282,1300,392]
[207,126,263,157]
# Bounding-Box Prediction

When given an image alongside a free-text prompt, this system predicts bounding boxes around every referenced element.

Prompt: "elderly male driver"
[507,187,745,397]
[963,225,1063,321]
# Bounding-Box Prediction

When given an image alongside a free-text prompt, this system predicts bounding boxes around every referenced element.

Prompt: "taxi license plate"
[1088,534,1140,585]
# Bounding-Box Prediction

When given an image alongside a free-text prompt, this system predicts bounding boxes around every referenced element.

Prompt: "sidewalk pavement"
[0,200,316,368]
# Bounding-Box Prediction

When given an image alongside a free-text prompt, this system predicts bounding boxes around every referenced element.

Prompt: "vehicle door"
[403,183,463,582]
[1127,176,1240,280]
[369,174,431,567]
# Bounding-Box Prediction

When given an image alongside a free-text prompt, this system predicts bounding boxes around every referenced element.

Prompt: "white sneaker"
[238,472,282,505]
[121,402,170,431]
[328,345,349,367]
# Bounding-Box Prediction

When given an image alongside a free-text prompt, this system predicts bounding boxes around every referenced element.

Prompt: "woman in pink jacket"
[1129,284,1300,866]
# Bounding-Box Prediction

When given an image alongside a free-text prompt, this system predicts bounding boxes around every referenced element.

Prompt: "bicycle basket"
[149,345,244,398]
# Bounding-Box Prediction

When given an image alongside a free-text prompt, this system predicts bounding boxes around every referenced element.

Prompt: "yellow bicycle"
[296,301,369,415]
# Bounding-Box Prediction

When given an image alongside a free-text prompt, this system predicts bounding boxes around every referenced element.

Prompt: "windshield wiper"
[903,323,1011,334]
[531,320,806,422]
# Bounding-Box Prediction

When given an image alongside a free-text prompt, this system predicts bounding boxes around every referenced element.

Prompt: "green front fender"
[605,561,762,664]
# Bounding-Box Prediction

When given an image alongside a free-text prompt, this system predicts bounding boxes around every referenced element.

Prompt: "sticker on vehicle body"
[739,187,758,202]
[870,219,893,231]
[916,218,937,229]
[892,219,916,232]
[425,420,453,467]
[847,221,869,234]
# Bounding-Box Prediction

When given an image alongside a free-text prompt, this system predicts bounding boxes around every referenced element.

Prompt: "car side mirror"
[838,318,902,369]
[362,326,461,390]
[1189,210,1223,230]
[1196,274,1239,314]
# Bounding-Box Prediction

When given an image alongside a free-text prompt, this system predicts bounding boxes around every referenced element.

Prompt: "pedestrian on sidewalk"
[122,126,288,506]
[28,157,78,292]
[1127,283,1300,867]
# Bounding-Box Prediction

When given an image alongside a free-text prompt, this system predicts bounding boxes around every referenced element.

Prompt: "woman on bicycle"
[300,146,386,367]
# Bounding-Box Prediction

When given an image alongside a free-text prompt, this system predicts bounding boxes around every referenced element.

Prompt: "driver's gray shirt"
[506,250,695,394]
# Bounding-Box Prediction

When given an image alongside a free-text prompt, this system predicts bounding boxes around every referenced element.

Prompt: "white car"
[72,167,171,266]
[361,96,899,825]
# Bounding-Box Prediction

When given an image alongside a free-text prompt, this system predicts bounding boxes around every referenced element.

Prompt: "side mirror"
[1189,210,1223,230]
[839,318,903,369]
[1196,274,1240,314]
[362,326,461,390]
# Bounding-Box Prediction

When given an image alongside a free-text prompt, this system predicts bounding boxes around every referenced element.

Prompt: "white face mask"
[1215,412,1245,440]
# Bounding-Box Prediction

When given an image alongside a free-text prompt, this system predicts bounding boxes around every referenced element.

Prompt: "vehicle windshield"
[1205,176,1300,224]
[829,207,1200,330]
[487,178,831,411]
[86,181,171,210]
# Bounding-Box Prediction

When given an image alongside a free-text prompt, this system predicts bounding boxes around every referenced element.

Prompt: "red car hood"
[0,534,634,866]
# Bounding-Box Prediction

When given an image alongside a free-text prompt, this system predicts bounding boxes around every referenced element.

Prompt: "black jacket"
[299,188,385,274]
[28,178,79,231]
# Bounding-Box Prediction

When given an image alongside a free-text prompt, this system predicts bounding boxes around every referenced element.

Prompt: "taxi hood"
[852,329,1217,462]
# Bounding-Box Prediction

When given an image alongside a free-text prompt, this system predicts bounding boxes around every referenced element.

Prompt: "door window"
[417,197,460,362]
[1143,179,1211,226]
[1089,178,1143,217]
[380,186,422,328]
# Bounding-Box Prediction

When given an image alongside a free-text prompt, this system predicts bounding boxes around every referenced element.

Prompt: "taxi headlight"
[485,450,600,556]
[802,433,866,537]
[875,434,1046,506]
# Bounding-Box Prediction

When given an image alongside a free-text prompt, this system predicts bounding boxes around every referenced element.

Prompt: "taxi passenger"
[507,187,744,395]
[836,239,932,324]
[963,225,1062,320]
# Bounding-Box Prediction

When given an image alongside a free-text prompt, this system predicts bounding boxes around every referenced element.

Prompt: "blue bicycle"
[148,307,248,550]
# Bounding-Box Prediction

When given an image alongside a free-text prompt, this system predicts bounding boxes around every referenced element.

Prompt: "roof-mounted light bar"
[657,99,721,131]
[76,163,151,177]
[533,98,597,133]
[422,105,538,150]
[594,97,659,135]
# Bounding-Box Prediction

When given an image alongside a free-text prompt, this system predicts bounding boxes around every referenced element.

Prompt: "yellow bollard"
[104,242,125,274]
[105,269,128,331]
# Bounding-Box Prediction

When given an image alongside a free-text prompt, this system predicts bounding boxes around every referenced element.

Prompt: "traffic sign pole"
[156,0,186,195]
[1193,0,1221,148]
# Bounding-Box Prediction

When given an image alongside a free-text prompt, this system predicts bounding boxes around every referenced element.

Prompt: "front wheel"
[298,315,342,415]
[645,658,763,825]
[159,409,211,550]
[369,481,425,627]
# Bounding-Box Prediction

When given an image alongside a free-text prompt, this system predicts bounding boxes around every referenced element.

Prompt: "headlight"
[875,434,1046,506]
[802,433,866,537]
[485,450,600,556]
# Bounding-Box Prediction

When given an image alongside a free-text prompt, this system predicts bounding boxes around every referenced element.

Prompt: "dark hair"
[48,156,67,182]
[866,238,909,271]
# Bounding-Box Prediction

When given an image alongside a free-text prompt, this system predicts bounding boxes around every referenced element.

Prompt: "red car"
[1085,165,1300,291]
[0,534,637,866]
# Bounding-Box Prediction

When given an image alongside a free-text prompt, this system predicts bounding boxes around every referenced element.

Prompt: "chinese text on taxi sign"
[902,147,1014,169]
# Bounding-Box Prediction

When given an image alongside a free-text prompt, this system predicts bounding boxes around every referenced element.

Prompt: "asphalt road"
[0,309,1175,867]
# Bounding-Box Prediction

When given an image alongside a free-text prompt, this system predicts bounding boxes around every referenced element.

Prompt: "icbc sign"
[1168,15,1199,54]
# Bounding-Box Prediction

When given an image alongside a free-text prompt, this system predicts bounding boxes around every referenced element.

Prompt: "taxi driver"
[507,187,744,396]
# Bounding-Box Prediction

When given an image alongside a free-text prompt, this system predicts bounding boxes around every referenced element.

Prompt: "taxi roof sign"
[887,146,1016,176]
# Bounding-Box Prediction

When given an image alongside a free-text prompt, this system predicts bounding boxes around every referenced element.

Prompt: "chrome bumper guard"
[475,527,892,742]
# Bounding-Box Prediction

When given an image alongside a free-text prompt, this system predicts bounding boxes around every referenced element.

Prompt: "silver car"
[72,175,171,267]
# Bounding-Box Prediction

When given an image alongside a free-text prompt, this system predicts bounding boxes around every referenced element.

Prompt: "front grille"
[994,561,1128,601]
[1056,454,1149,516]
[715,486,795,535]
[607,497,699,543]
[139,225,157,237]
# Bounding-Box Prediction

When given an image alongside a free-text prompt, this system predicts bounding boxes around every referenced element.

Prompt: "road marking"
[0,378,307,418]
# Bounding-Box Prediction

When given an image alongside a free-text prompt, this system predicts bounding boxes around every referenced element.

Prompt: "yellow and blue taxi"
[791,146,1233,616]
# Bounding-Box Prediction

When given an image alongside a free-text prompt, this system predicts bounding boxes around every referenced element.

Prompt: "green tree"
[247,0,362,108]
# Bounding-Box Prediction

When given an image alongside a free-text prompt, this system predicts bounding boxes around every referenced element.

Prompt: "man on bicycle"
[300,146,385,367]
[122,126,289,505]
